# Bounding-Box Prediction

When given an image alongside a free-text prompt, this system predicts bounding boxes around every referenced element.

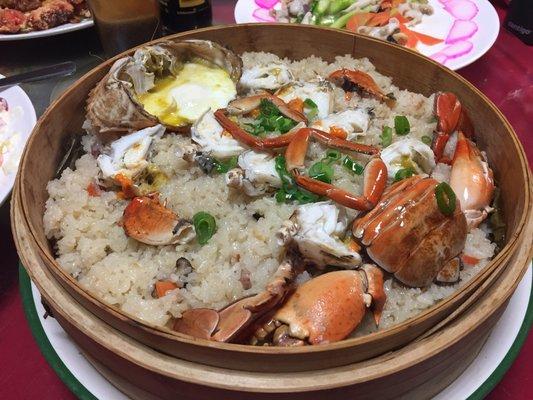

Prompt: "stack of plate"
[11,25,532,399]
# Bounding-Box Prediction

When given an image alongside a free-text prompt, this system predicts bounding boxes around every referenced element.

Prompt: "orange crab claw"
[328,68,395,107]
[122,194,195,246]
[449,131,494,228]
[361,264,386,325]
[293,157,387,211]
[253,268,386,345]
[433,92,475,162]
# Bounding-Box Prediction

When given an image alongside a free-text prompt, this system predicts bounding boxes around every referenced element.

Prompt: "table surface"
[0,1,531,399]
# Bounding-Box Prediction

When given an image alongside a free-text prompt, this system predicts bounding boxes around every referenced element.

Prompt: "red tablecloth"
[0,1,530,399]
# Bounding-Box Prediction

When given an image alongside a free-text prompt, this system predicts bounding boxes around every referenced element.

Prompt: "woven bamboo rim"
[14,24,533,372]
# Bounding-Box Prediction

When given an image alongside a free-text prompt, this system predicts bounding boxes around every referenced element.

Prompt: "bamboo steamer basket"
[11,176,532,399]
[14,24,533,372]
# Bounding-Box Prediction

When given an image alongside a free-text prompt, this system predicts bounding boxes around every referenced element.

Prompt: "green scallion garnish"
[435,182,456,216]
[380,126,393,147]
[394,115,410,135]
[394,167,415,182]
[193,212,217,245]
[421,135,432,145]
[342,156,364,175]
[213,156,238,174]
[303,98,319,120]
[309,161,334,184]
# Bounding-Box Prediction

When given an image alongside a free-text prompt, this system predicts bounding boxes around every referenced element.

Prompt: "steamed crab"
[86,39,242,142]
[97,59,495,345]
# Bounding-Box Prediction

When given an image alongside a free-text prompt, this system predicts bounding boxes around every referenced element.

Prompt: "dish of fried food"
[0,0,90,34]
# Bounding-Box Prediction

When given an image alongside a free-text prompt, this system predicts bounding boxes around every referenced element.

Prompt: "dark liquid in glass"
[88,0,161,56]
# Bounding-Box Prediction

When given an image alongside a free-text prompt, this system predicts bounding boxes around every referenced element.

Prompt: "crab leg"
[284,127,385,211]
[226,92,307,123]
[294,158,387,211]
[214,108,300,151]
[328,68,395,107]
[285,127,379,171]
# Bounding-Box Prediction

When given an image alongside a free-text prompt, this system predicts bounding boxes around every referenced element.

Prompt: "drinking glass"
[87,0,161,57]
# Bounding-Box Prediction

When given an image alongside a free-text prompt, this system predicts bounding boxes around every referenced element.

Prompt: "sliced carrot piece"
[461,255,480,266]
[367,11,391,27]
[389,9,410,24]
[399,23,419,48]
[115,173,137,199]
[346,13,373,32]
[391,0,404,6]
[87,182,101,197]
[155,280,178,298]
[288,98,304,114]
[329,126,348,140]
[380,0,392,10]
[413,30,443,46]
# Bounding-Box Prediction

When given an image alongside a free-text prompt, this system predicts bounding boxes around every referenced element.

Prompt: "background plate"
[0,19,93,41]
[234,0,500,70]
[0,78,36,206]
[20,265,532,399]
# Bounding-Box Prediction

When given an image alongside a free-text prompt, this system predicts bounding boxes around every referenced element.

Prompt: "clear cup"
[87,0,161,57]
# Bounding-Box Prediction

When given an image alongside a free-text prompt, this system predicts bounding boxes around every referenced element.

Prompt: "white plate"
[0,78,36,206]
[21,265,532,399]
[0,19,93,41]
[234,0,500,70]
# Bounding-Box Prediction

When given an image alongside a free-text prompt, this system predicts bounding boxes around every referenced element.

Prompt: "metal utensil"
[0,61,76,91]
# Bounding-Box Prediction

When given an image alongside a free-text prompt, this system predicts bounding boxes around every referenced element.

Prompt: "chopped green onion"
[324,149,341,163]
[394,115,410,135]
[303,98,319,120]
[254,99,297,134]
[213,156,238,174]
[193,212,217,245]
[342,156,364,175]
[434,182,456,216]
[309,161,334,183]
[394,167,415,182]
[421,135,432,145]
[380,126,393,147]
[274,155,320,204]
[274,155,294,186]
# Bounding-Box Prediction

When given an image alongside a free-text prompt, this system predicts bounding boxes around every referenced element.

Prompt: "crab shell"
[252,265,385,345]
[353,176,467,287]
[86,39,243,143]
[122,194,195,246]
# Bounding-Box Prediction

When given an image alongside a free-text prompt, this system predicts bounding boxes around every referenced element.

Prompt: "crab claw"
[361,264,386,325]
[174,259,295,342]
[251,267,386,346]
[328,68,395,107]
[433,92,474,162]
[449,131,494,229]
[122,194,195,246]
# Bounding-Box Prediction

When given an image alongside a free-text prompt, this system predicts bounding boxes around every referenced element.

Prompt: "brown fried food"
[26,0,74,31]
[0,0,42,12]
[0,8,26,33]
